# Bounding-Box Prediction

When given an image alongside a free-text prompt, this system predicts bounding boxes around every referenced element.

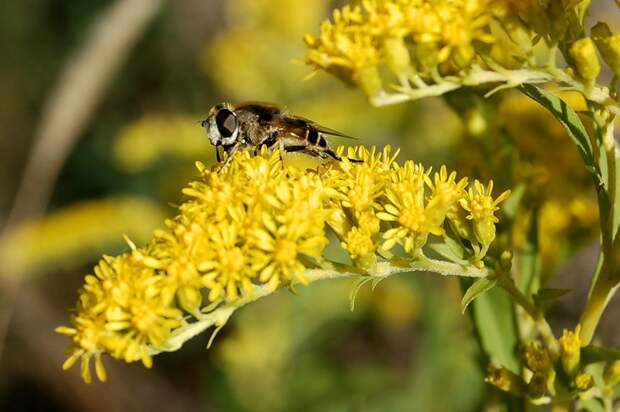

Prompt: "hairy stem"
[371,65,620,116]
[154,258,489,355]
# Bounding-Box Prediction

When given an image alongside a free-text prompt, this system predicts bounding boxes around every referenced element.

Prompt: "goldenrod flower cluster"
[57,146,509,383]
[460,91,599,276]
[305,0,620,106]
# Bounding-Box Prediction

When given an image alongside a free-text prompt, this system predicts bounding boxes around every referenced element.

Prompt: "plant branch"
[370,65,620,116]
[496,273,559,358]
[154,258,490,355]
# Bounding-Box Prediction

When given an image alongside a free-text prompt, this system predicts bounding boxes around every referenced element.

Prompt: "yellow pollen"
[132,303,157,333]
[218,247,245,274]
[274,239,298,264]
[399,208,424,231]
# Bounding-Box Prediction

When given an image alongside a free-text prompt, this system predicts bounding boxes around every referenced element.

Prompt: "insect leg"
[283,145,308,153]
[220,143,241,169]
[215,145,221,163]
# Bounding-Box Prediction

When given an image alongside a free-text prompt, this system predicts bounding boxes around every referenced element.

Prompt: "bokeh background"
[0,1,619,411]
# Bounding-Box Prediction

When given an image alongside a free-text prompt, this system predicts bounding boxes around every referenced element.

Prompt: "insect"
[200,102,358,167]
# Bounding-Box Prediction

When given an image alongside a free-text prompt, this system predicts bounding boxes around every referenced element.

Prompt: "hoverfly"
[200,102,358,167]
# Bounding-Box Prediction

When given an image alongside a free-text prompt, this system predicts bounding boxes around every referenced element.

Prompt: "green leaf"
[430,240,468,264]
[349,276,373,311]
[471,287,520,372]
[501,183,525,220]
[371,276,385,291]
[518,84,598,178]
[532,288,572,306]
[461,277,497,313]
[581,345,620,365]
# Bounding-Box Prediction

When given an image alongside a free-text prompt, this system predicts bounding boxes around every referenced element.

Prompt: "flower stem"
[579,272,619,344]
[496,273,559,358]
[154,258,489,355]
[580,115,619,344]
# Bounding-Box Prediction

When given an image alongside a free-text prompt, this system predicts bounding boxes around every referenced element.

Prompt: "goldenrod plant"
[56,0,620,409]
[305,0,620,408]
[57,146,509,382]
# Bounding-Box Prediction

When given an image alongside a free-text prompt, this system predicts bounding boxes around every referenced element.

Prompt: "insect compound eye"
[215,109,238,138]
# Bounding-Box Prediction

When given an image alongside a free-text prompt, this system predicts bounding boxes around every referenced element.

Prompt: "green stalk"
[580,115,619,344]
[496,273,559,358]
[153,257,490,355]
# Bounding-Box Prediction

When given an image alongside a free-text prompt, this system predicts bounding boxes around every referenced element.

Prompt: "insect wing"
[283,114,357,140]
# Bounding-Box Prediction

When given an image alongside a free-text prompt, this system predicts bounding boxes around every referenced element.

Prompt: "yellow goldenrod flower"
[575,372,594,392]
[377,160,438,253]
[559,325,582,377]
[459,180,510,247]
[305,0,499,96]
[200,221,256,302]
[58,146,507,383]
[304,0,619,111]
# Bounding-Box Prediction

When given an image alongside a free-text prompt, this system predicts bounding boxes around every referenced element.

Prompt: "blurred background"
[0,1,618,411]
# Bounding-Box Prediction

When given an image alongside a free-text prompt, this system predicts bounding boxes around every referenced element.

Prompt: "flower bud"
[355,66,382,97]
[569,37,600,81]
[474,219,497,247]
[575,372,594,392]
[603,360,620,387]
[384,36,411,77]
[591,22,620,76]
[559,325,582,377]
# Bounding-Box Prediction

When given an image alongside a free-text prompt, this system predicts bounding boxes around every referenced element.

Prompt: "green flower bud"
[447,204,475,243]
[473,218,496,247]
[569,37,601,81]
[500,15,532,51]
[384,36,411,77]
[591,22,620,76]
[355,66,382,97]
[414,42,439,70]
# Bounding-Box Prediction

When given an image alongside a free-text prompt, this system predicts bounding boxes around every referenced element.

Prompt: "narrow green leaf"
[532,288,572,306]
[349,277,373,311]
[371,276,385,291]
[581,345,620,365]
[518,84,597,177]
[461,277,497,314]
[471,287,520,372]
[501,183,525,220]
